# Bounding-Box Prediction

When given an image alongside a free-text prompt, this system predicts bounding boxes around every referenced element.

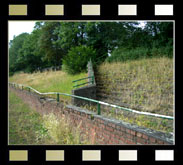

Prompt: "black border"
[0,0,181,164]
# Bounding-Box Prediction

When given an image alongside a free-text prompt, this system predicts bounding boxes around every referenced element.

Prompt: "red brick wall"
[9,86,173,145]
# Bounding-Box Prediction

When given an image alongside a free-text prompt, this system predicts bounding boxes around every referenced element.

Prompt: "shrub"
[62,45,96,74]
[106,46,173,63]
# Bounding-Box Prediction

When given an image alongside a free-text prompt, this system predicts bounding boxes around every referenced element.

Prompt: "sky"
[8,21,146,42]
[8,21,36,42]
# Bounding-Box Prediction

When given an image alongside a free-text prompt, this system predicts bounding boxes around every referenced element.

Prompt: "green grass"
[9,90,50,144]
[9,90,93,145]
[9,70,87,102]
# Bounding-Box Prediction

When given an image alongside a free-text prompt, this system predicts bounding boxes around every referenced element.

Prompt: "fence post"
[97,103,101,115]
[57,93,60,103]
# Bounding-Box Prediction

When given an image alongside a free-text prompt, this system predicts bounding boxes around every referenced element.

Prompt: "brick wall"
[9,86,173,145]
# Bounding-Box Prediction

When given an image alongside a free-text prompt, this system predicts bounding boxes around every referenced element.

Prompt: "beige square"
[45,5,64,15]
[119,150,137,161]
[82,150,101,161]
[82,5,100,15]
[118,5,137,15]
[9,5,27,16]
[9,150,28,161]
[46,150,64,161]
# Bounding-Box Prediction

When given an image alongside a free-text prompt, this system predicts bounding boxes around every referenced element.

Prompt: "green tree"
[62,46,96,74]
[9,33,29,74]
[39,22,63,67]
[17,27,45,73]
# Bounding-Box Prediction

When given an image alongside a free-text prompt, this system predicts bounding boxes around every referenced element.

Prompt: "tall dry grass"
[97,57,174,116]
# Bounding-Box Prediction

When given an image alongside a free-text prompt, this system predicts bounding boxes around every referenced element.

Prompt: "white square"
[155,5,173,15]
[155,150,174,161]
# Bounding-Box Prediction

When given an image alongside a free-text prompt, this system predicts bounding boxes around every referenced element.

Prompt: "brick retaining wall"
[9,86,173,145]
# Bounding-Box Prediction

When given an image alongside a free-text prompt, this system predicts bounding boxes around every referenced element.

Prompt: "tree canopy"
[9,21,173,75]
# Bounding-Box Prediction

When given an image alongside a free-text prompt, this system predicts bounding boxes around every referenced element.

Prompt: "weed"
[9,90,93,145]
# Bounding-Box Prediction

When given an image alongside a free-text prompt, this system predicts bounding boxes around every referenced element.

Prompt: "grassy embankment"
[9,70,87,102]
[9,57,174,133]
[9,90,93,145]
[97,57,174,133]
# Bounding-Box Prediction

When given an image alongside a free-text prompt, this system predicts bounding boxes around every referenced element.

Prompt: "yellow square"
[46,150,64,161]
[45,5,64,15]
[9,150,28,161]
[82,5,100,15]
[9,5,27,16]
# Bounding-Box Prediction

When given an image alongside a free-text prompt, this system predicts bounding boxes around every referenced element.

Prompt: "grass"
[9,90,93,145]
[9,57,174,134]
[9,70,87,102]
[97,57,174,116]
[95,57,174,133]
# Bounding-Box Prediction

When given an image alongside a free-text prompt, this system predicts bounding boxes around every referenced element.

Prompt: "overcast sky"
[8,21,36,42]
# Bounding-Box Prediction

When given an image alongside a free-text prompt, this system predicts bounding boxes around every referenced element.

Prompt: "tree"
[39,22,63,67]
[62,46,96,74]
[17,27,45,73]
[144,22,173,47]
[9,33,29,73]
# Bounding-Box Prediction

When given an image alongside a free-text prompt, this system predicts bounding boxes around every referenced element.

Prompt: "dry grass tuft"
[97,57,174,116]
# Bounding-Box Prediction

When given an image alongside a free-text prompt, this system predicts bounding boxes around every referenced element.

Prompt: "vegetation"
[106,46,173,63]
[9,90,93,144]
[9,70,87,102]
[9,21,174,134]
[97,57,173,116]
[9,22,173,75]
[62,45,96,74]
[95,57,173,133]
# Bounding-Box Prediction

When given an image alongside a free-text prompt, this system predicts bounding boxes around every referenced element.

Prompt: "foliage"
[62,45,96,74]
[106,46,173,63]
[9,90,93,144]
[9,33,29,74]
[9,70,87,102]
[39,22,63,66]
[9,22,174,75]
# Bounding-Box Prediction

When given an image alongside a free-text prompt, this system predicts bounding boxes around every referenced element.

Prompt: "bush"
[106,47,150,63]
[151,46,173,58]
[106,46,173,63]
[62,45,96,74]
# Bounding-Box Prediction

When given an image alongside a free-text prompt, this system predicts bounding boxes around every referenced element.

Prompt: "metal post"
[97,103,101,115]
[22,86,23,90]
[57,93,59,103]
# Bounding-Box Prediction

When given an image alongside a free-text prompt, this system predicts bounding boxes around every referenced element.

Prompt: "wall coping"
[10,87,174,145]
[66,105,174,144]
